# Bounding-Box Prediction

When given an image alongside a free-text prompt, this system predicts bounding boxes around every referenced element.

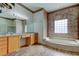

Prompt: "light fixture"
[0,3,15,9]
[0,3,15,13]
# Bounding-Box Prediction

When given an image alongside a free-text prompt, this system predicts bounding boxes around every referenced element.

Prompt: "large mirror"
[0,3,29,35]
[0,11,27,35]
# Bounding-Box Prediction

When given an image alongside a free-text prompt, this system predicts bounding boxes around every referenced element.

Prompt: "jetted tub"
[44,37,79,52]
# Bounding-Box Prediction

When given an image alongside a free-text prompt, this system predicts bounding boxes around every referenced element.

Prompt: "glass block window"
[54,19,68,33]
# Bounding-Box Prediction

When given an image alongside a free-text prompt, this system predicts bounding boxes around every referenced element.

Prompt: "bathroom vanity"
[0,33,38,56]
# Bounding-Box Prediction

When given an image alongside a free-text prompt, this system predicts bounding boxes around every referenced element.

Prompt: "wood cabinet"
[0,33,38,55]
[0,36,7,56]
[26,33,38,45]
[8,35,21,53]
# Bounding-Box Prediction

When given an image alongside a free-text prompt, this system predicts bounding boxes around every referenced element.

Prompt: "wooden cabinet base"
[26,33,38,45]
[0,37,7,56]
[0,33,38,55]
[0,35,21,55]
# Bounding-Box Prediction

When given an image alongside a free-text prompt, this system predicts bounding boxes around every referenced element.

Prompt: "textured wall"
[48,6,79,39]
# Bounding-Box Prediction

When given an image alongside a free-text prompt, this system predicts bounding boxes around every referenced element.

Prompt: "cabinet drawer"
[0,37,7,40]
[0,40,7,43]
[0,37,7,43]
[0,46,7,49]
[0,43,7,47]
[0,40,7,47]
[0,43,7,49]
[0,39,7,42]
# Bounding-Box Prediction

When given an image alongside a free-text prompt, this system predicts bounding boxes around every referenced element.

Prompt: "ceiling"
[21,3,77,12]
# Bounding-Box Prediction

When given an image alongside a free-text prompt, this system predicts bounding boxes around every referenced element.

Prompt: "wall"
[48,6,79,39]
[16,20,23,34]
[33,10,47,43]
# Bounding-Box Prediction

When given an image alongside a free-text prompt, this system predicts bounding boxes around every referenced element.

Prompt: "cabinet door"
[8,36,20,53]
[34,33,38,44]
[0,37,7,56]
[30,33,38,45]
[26,37,31,45]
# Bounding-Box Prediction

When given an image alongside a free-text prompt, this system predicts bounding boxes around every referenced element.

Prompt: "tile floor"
[8,45,79,56]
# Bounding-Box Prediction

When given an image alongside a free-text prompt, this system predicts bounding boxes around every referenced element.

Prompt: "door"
[8,35,20,53]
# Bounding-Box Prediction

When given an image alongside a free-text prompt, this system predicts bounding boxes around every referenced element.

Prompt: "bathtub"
[44,37,79,52]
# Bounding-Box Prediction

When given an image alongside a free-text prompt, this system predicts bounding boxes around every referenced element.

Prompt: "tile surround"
[47,6,79,39]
